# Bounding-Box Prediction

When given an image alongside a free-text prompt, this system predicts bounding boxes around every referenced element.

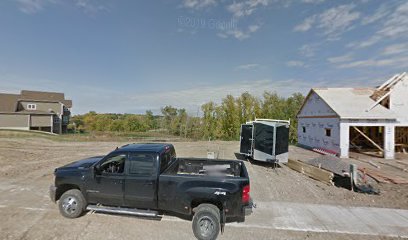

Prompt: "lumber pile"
[358,167,408,184]
[379,161,407,172]
[287,159,334,185]
[397,160,408,167]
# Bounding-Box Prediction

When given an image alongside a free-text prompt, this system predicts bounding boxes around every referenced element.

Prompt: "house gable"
[297,90,338,118]
[18,101,63,115]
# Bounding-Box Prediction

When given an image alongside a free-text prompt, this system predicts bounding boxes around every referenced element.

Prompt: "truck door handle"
[144,182,153,186]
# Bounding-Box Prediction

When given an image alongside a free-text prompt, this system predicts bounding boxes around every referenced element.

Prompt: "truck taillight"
[242,185,250,204]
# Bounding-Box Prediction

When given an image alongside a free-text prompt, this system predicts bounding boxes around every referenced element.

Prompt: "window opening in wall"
[325,128,331,137]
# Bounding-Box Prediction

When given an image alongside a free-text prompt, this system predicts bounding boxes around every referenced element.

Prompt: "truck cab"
[85,144,175,209]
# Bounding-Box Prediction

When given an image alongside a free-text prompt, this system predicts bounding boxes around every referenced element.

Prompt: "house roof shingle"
[0,93,20,112]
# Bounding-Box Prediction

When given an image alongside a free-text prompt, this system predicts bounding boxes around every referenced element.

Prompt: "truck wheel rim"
[199,216,214,237]
[62,196,78,215]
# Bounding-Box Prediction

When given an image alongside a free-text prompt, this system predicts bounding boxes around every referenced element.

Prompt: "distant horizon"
[1,71,402,116]
[1,0,407,115]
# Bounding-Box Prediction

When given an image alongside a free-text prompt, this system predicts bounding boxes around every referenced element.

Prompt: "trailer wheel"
[58,189,85,218]
[192,204,220,240]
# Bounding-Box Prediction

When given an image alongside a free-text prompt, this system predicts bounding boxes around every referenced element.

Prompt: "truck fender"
[220,208,226,234]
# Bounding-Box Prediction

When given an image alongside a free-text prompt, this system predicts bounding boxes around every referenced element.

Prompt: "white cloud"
[286,61,305,67]
[294,16,315,32]
[75,0,108,14]
[350,2,408,48]
[219,29,249,40]
[299,44,316,57]
[301,0,325,4]
[337,55,408,69]
[14,0,107,14]
[235,63,260,70]
[294,4,360,40]
[327,53,353,63]
[318,4,360,39]
[361,4,390,25]
[226,0,268,18]
[377,2,408,38]
[182,0,267,40]
[182,0,217,10]
[346,35,382,49]
[382,43,408,56]
[218,24,261,40]
[248,24,260,32]
[227,2,249,18]
[15,0,52,14]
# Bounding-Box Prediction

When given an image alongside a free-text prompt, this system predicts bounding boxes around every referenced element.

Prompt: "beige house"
[0,90,72,134]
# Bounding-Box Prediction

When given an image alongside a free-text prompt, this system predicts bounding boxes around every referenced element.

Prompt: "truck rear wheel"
[58,189,85,218]
[192,204,220,240]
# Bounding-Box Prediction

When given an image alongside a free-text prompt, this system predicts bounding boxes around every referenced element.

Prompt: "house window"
[302,126,306,133]
[27,104,36,110]
[62,116,69,124]
[325,128,331,137]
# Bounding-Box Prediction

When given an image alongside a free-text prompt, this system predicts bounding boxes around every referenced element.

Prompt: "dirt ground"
[288,145,408,209]
[0,135,407,240]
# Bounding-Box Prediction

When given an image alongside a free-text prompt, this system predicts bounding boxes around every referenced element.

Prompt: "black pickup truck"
[50,143,253,240]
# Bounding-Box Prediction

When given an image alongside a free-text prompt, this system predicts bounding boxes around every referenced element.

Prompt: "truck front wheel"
[58,189,85,218]
[192,204,221,240]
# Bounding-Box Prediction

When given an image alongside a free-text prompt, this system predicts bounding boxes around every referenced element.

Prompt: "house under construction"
[297,72,408,159]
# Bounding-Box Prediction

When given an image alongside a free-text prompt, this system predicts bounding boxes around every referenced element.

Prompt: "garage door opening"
[349,126,384,158]
[395,127,408,154]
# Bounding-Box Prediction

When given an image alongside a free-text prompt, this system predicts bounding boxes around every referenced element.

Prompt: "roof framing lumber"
[352,126,384,152]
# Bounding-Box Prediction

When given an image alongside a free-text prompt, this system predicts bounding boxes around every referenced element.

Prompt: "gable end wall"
[297,91,340,153]
[298,91,337,117]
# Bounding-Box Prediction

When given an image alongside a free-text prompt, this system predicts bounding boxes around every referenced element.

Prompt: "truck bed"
[164,158,244,177]
[158,158,250,219]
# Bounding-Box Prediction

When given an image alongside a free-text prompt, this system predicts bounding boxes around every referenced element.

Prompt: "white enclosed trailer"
[238,119,290,163]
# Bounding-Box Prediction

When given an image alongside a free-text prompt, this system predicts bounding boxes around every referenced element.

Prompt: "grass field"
[0,129,185,142]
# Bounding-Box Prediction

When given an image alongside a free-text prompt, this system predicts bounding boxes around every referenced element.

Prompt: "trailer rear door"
[253,122,274,155]
[275,125,289,155]
[240,124,253,155]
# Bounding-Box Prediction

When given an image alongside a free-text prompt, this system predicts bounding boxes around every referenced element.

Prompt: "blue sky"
[0,0,407,114]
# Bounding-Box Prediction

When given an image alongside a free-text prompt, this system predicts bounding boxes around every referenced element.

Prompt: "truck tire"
[192,204,221,240]
[58,189,86,218]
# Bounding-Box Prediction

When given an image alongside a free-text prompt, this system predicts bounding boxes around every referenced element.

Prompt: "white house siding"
[390,77,408,123]
[298,91,340,154]
[298,117,340,154]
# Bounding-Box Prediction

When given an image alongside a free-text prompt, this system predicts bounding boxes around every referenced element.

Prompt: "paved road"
[1,179,408,239]
[231,201,408,238]
[2,201,408,239]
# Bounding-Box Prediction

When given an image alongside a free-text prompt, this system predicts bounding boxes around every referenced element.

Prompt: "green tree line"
[70,91,304,143]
